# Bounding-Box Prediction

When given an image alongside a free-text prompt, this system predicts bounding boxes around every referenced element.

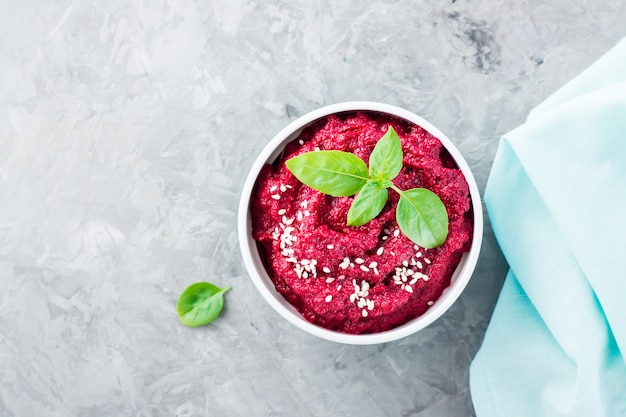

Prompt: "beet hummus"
[251,111,473,334]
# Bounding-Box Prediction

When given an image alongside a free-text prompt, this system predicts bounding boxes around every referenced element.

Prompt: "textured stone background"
[0,1,624,416]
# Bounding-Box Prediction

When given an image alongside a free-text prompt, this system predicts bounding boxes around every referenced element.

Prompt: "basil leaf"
[368,126,403,181]
[396,188,448,248]
[176,282,231,327]
[347,180,389,226]
[286,150,368,197]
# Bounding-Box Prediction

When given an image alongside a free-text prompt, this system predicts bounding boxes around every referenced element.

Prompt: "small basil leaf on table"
[347,180,389,226]
[286,150,368,196]
[396,188,449,249]
[368,126,403,181]
[176,282,231,327]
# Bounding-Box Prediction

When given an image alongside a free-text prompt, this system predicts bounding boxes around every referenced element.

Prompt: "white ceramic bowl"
[238,101,482,345]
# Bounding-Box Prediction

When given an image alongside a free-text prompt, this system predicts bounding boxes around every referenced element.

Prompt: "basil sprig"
[177,282,231,327]
[286,126,449,249]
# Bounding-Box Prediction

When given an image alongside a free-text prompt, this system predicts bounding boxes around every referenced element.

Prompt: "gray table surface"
[1,1,624,416]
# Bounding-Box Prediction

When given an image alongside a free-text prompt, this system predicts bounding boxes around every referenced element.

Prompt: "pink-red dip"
[251,111,473,334]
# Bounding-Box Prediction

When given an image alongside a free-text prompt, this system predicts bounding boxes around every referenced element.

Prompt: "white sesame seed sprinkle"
[362,309,368,317]
[416,261,423,269]
[369,261,378,268]
[394,229,400,237]
[360,265,370,272]
[298,139,304,145]
[405,285,413,293]
[337,285,342,291]
[323,267,331,274]
[278,209,286,215]
[373,267,379,275]
[271,194,281,200]
[376,247,384,256]
[382,236,388,241]
[280,184,287,192]
[297,211,303,221]
[409,277,418,285]
[355,258,364,264]
[327,244,334,249]
[325,295,332,302]
[402,260,409,267]
[349,294,356,303]
[427,300,434,306]
[270,185,278,192]
[325,277,335,283]
[425,258,431,264]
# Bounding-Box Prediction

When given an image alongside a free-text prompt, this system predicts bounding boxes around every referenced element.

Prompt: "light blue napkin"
[470,38,626,417]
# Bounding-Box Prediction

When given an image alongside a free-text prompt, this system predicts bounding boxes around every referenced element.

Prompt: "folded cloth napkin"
[470,38,626,417]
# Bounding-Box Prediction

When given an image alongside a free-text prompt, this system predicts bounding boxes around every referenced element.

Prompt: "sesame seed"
[278,209,286,215]
[282,216,294,225]
[271,194,281,200]
[405,285,413,293]
[361,281,369,291]
[415,252,422,258]
[323,267,331,274]
[301,200,308,209]
[373,267,379,275]
[384,228,390,234]
[360,265,369,272]
[297,211,303,221]
[325,295,332,302]
[367,299,374,310]
[393,229,400,237]
[286,185,292,189]
[355,258,364,264]
[402,260,408,267]
[280,184,287,192]
[406,269,414,276]
[337,285,342,290]
[298,139,304,145]
[427,300,434,306]
[270,185,277,192]
[327,244,334,249]
[390,251,395,256]
[409,277,418,285]
[302,271,309,279]
[301,259,310,265]
[424,258,431,264]
[357,298,366,308]
[314,147,321,151]
[304,210,311,216]
[382,236,388,241]
[416,261,423,269]
[349,294,357,302]
[326,277,335,283]
[369,261,378,268]
[338,275,345,280]
[376,247,384,256]
[362,309,368,317]
[422,275,429,281]
[414,245,420,250]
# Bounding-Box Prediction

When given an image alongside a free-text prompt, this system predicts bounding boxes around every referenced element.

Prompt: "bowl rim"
[238,101,483,345]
